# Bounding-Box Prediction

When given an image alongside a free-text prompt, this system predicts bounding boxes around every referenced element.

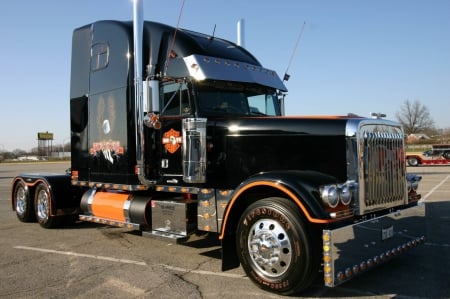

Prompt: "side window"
[91,42,109,71]
[248,94,277,116]
[160,82,191,116]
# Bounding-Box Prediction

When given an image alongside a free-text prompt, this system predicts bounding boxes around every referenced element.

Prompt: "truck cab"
[70,20,287,189]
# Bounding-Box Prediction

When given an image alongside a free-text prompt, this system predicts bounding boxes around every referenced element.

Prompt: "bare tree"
[395,100,435,135]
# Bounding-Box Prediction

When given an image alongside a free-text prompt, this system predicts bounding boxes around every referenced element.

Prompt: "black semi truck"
[11,1,425,295]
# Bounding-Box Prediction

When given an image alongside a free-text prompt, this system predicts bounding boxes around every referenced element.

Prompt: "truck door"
[157,80,192,184]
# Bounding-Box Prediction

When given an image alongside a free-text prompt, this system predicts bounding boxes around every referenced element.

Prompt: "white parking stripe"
[422,174,450,200]
[160,264,245,279]
[13,245,246,279]
[14,245,147,266]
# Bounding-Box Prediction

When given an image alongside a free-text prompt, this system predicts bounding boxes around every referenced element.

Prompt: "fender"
[219,170,341,240]
[12,174,78,214]
[219,170,345,271]
[406,154,423,161]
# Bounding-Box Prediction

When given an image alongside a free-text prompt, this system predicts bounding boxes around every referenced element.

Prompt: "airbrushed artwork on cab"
[89,94,125,165]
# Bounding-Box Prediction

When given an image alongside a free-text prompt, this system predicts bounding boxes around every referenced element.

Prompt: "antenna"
[165,0,186,72]
[209,24,216,40]
[283,21,306,82]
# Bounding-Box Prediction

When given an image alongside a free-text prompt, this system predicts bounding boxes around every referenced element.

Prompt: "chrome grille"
[348,120,407,215]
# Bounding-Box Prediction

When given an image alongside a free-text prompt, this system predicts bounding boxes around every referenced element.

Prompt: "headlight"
[320,181,357,208]
[321,185,339,208]
[406,174,422,192]
[340,184,352,205]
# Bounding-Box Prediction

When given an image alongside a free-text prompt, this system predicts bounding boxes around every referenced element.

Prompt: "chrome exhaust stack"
[132,0,152,186]
[133,0,160,186]
[237,19,245,47]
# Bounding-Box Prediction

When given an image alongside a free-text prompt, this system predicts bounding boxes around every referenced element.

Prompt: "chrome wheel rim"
[247,219,292,278]
[15,186,27,216]
[36,189,49,221]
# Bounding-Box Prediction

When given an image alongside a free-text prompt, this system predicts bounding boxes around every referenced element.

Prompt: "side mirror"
[143,80,160,113]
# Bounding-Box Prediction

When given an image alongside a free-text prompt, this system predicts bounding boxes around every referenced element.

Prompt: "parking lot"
[0,162,449,298]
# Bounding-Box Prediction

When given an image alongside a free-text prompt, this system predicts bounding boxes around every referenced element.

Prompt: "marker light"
[327,236,425,287]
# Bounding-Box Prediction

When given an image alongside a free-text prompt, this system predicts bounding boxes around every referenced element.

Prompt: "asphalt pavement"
[0,162,449,298]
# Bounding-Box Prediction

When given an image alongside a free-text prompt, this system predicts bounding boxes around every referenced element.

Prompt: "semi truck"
[11,1,425,295]
[406,144,450,166]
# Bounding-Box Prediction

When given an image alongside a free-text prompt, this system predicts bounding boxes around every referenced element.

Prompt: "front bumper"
[322,202,426,287]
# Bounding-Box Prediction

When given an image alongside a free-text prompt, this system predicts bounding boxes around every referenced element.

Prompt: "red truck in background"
[406,144,450,166]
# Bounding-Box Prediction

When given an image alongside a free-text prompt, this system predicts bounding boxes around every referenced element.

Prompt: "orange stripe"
[282,115,356,120]
[219,180,335,240]
[17,178,46,188]
[247,115,355,120]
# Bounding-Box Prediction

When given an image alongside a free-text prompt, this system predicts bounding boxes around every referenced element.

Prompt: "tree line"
[396,99,450,144]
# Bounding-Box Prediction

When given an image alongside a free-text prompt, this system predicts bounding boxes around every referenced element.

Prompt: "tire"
[444,151,450,159]
[407,157,419,167]
[34,183,59,228]
[13,180,36,222]
[236,197,318,295]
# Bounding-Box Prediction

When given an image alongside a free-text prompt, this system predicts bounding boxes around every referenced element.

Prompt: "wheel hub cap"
[16,187,26,215]
[248,219,292,277]
[36,190,49,221]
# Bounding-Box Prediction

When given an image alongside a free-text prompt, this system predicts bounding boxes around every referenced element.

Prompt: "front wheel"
[236,197,318,295]
[34,183,59,228]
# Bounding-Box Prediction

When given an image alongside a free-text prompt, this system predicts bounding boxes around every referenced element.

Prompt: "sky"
[0,0,449,152]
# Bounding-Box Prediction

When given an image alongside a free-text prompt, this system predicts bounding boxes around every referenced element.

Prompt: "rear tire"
[236,197,318,295]
[34,183,59,228]
[13,181,35,222]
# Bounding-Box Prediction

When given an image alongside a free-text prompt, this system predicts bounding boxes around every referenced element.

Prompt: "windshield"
[195,81,280,117]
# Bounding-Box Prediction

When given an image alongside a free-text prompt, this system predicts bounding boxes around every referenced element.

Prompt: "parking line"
[160,264,245,279]
[14,245,147,266]
[422,174,450,200]
[13,245,245,279]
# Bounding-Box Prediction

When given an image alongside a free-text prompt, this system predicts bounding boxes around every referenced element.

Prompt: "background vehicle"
[406,144,450,166]
[11,1,425,295]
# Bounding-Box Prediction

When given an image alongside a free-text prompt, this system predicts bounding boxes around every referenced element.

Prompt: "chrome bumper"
[322,202,426,287]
